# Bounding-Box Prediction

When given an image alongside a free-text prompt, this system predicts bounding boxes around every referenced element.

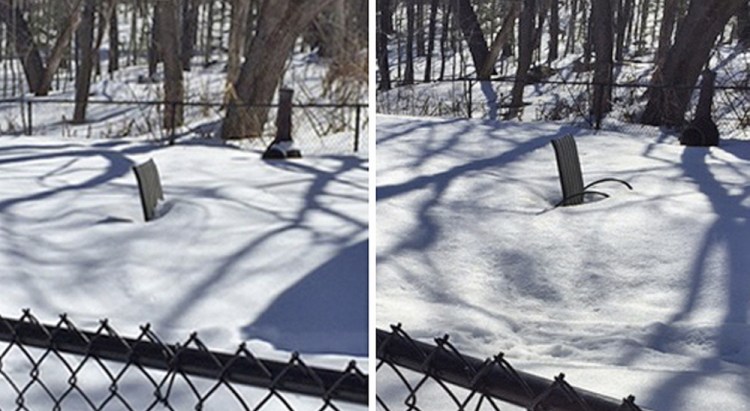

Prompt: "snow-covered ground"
[0,131,368,354]
[376,114,750,411]
[0,124,368,410]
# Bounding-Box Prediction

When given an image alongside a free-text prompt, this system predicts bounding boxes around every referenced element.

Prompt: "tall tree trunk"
[614,0,628,61]
[404,0,415,84]
[382,0,393,34]
[0,0,45,94]
[37,0,85,96]
[736,0,750,48]
[637,0,650,48]
[109,3,119,74]
[227,0,251,85]
[72,0,96,123]
[377,0,391,89]
[147,6,160,79]
[533,0,549,61]
[157,0,184,130]
[548,0,559,64]
[93,0,116,78]
[591,0,614,125]
[453,0,491,79]
[564,0,578,55]
[655,0,679,68]
[222,0,334,140]
[181,0,199,70]
[416,0,425,56]
[424,0,439,82]
[438,0,451,80]
[479,2,520,79]
[204,0,214,65]
[642,0,744,126]
[507,0,535,118]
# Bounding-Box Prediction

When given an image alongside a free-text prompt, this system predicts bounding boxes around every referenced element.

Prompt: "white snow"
[376,114,750,411]
[0,129,367,409]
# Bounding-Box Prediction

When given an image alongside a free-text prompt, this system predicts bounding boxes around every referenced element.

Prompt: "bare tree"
[614,0,634,62]
[377,0,392,90]
[590,0,614,125]
[72,0,96,123]
[109,2,119,74]
[479,2,520,79]
[227,0,251,85]
[39,0,85,95]
[548,0,559,63]
[655,0,679,68]
[507,0,535,119]
[0,0,88,96]
[564,0,579,55]
[454,0,491,79]
[222,0,334,140]
[182,0,200,70]
[642,0,744,126]
[424,0,439,82]
[404,0,415,84]
[157,0,185,130]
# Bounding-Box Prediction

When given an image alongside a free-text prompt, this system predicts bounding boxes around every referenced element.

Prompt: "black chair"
[133,159,164,221]
[551,134,632,207]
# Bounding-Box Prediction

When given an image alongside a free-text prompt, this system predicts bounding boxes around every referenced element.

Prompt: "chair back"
[133,159,164,221]
[551,135,585,206]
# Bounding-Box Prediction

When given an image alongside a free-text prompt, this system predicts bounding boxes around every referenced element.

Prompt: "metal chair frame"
[551,135,632,208]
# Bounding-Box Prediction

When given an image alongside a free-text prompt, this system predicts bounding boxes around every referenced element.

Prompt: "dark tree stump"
[262,88,302,159]
[681,70,719,147]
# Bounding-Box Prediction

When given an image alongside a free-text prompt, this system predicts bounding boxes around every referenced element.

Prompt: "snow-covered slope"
[376,114,750,411]
[0,133,368,366]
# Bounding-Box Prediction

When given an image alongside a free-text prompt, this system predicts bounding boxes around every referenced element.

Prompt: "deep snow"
[376,114,750,411]
[0,131,368,367]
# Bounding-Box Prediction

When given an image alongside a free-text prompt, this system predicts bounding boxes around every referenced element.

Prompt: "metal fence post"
[169,101,177,145]
[354,105,361,152]
[26,100,32,136]
[467,79,473,119]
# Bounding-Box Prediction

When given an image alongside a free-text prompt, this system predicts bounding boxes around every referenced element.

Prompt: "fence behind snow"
[0,98,368,155]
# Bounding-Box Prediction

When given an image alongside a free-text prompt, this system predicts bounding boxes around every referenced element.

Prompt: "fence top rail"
[383,76,750,91]
[0,310,368,405]
[0,97,368,109]
[376,324,649,411]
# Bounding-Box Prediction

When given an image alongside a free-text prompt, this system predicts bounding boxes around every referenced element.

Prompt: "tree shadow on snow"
[621,145,750,410]
[242,239,368,356]
[153,156,368,352]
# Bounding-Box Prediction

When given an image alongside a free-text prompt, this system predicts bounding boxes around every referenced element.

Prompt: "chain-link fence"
[376,77,750,140]
[377,324,649,411]
[0,98,368,155]
[0,310,368,410]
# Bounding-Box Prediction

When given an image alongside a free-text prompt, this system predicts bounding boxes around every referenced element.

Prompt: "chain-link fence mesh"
[376,77,750,141]
[0,310,368,411]
[377,324,649,411]
[0,98,367,155]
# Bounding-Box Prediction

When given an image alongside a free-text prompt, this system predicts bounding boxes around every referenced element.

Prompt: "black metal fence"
[0,98,368,155]
[0,310,368,410]
[377,324,649,411]
[376,77,750,139]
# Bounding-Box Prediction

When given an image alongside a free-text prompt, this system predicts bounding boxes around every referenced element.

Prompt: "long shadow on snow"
[0,141,162,212]
[155,156,368,343]
[378,121,583,254]
[629,146,750,410]
[242,239,368,356]
[377,120,586,326]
